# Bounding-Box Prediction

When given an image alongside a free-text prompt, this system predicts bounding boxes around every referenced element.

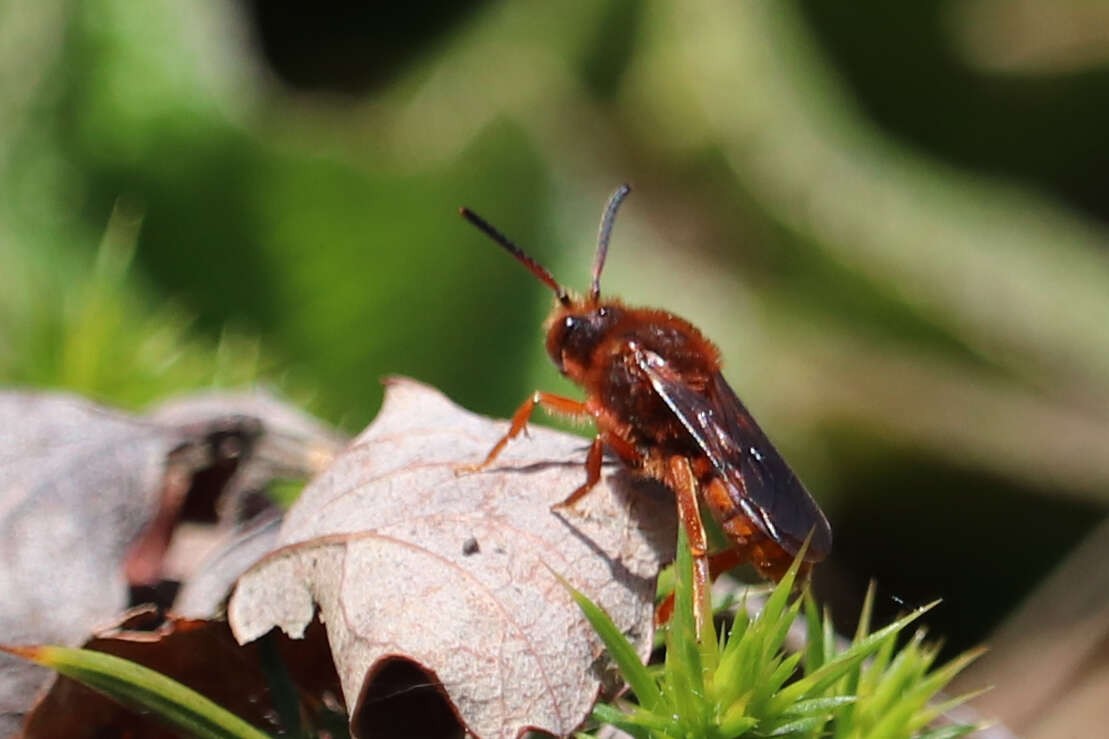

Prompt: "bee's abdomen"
[703,476,799,580]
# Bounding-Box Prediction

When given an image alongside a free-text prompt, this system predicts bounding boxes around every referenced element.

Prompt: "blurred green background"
[3,1,1109,730]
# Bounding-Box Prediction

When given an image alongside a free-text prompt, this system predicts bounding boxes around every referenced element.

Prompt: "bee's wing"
[634,347,831,560]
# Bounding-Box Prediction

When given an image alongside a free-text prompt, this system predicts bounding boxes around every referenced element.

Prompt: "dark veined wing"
[634,347,832,560]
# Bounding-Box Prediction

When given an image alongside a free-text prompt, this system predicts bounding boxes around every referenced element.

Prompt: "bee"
[459,185,831,625]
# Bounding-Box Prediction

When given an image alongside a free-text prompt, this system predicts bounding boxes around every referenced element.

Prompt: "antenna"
[590,184,631,302]
[459,207,570,306]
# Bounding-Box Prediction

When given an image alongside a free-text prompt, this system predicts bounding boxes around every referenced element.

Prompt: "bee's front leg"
[457,391,590,474]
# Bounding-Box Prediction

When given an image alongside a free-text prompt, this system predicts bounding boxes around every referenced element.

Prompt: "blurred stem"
[61,199,143,392]
[673,0,1109,407]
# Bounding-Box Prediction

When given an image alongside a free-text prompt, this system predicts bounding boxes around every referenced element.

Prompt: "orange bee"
[460,185,831,624]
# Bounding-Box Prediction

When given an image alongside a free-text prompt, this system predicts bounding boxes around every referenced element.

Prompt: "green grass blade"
[255,632,302,737]
[0,644,272,739]
[911,648,987,704]
[767,601,938,713]
[783,696,856,716]
[802,592,824,676]
[917,685,992,727]
[590,703,657,738]
[821,604,837,667]
[664,524,705,723]
[914,724,982,739]
[555,574,662,711]
[764,650,804,696]
[715,606,751,695]
[754,546,804,643]
[905,655,989,733]
[763,592,804,669]
[717,712,758,736]
[866,633,931,718]
[764,715,828,735]
[592,702,673,734]
[854,581,876,643]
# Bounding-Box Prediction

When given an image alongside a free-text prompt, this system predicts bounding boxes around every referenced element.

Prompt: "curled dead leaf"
[0,391,202,733]
[0,389,343,734]
[229,377,677,738]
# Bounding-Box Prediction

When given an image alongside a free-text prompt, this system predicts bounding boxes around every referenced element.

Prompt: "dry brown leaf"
[150,389,347,618]
[149,388,346,514]
[229,377,676,739]
[173,516,283,619]
[0,389,342,734]
[0,391,201,734]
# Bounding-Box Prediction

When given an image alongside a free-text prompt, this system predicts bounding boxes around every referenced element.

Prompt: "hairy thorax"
[584,307,721,459]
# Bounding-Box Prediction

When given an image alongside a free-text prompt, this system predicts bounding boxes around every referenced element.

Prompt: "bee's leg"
[550,435,605,512]
[551,431,640,512]
[457,391,589,474]
[666,455,711,638]
[655,549,744,626]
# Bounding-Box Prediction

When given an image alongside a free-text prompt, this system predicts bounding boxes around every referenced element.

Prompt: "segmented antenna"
[590,184,631,302]
[459,207,570,306]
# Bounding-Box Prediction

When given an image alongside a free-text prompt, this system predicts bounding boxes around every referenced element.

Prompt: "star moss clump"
[566,530,984,739]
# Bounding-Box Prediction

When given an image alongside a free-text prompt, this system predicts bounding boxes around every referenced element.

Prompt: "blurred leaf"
[948,0,1109,76]
[0,388,337,731]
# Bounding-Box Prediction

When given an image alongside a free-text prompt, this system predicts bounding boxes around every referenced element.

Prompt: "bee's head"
[544,301,624,378]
